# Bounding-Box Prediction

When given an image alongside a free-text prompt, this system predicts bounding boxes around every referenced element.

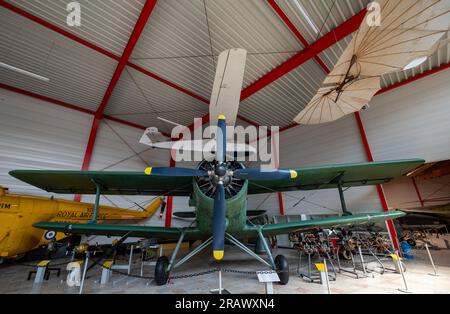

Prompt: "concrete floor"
[1,246,449,294]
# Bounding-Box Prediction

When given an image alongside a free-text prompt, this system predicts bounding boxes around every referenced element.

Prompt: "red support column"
[411,177,425,207]
[277,192,285,216]
[354,112,400,252]
[165,151,176,227]
[74,116,101,202]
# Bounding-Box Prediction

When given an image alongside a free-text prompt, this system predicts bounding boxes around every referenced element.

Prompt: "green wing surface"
[9,170,193,196]
[247,159,424,194]
[246,211,406,237]
[33,222,204,240]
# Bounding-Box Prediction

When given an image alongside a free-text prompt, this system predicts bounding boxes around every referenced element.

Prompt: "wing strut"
[334,173,352,216]
[90,179,102,224]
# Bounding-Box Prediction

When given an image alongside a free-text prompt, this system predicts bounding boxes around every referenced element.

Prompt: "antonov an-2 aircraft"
[9,49,424,285]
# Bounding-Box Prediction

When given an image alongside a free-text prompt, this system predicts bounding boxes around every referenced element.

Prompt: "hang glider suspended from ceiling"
[294,0,450,125]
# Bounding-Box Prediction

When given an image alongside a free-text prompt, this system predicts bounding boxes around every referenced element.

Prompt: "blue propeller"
[212,183,226,260]
[143,115,298,261]
[211,115,228,260]
[233,169,297,181]
[144,167,208,177]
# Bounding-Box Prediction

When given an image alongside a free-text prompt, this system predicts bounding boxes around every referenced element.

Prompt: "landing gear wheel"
[155,256,170,286]
[275,255,289,285]
[341,249,353,261]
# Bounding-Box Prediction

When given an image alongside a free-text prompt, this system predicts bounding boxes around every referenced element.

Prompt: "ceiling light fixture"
[0,61,50,82]
[157,116,183,127]
[403,56,428,71]
[293,0,320,34]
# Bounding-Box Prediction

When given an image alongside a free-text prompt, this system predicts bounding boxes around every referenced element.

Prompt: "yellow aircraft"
[0,186,163,261]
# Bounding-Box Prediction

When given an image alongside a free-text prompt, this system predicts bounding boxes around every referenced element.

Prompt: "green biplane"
[9,49,424,285]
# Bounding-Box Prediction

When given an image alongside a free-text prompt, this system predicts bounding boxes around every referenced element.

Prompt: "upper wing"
[33,222,204,241]
[9,170,193,196]
[248,159,424,194]
[244,211,405,237]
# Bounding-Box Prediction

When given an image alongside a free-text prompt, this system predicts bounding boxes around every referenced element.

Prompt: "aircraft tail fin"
[142,197,164,219]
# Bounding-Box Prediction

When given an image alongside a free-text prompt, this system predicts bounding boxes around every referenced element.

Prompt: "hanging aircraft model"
[0,186,163,262]
[9,47,425,285]
[294,0,450,125]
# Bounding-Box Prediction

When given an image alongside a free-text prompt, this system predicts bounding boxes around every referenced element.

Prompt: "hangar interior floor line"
[1,248,449,294]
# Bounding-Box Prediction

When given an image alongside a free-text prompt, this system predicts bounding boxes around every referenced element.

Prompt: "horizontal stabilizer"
[141,139,257,159]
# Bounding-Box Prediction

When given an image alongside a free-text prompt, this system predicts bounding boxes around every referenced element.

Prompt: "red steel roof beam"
[188,9,367,131]
[0,83,173,133]
[240,9,366,101]
[0,2,264,128]
[75,0,158,201]
[95,0,158,119]
[80,0,158,171]
[267,0,331,74]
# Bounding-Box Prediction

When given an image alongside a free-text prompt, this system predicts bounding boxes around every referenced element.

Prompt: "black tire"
[275,255,289,285]
[341,249,353,261]
[155,256,169,286]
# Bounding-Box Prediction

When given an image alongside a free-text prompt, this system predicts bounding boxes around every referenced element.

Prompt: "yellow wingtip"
[144,167,153,175]
[213,250,224,260]
[290,170,298,179]
[218,115,226,120]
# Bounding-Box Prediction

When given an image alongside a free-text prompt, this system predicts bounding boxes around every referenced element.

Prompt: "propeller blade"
[216,115,227,162]
[144,167,208,177]
[233,169,298,181]
[212,183,227,260]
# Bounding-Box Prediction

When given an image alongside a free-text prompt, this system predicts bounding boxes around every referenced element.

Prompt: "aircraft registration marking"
[0,203,11,209]
[56,210,107,220]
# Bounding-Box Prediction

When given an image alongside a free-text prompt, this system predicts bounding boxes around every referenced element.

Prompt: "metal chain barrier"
[99,262,298,282]
[18,261,70,268]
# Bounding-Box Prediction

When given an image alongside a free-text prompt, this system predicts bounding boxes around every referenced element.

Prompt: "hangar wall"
[1,69,450,225]
[251,114,381,217]
[0,89,89,197]
[250,69,450,218]
[361,69,450,163]
[0,88,186,227]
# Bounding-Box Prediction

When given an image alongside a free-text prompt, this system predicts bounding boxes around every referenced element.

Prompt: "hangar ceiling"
[1,0,449,135]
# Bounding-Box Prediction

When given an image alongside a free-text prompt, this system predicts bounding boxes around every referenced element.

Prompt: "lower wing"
[244,211,405,237]
[33,222,204,241]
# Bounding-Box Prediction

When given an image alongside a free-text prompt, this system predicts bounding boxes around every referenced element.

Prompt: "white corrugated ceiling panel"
[131,56,215,100]
[239,59,326,127]
[105,66,208,133]
[0,89,91,198]
[132,0,212,59]
[243,52,297,89]
[0,7,117,111]
[275,0,370,44]
[6,0,145,56]
[275,0,368,66]
[130,51,297,103]
[206,0,303,54]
